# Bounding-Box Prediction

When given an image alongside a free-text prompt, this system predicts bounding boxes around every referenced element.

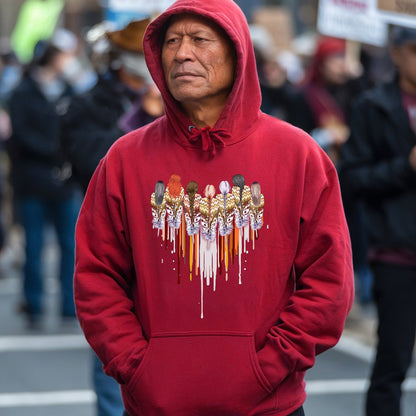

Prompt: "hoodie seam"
[151,330,254,338]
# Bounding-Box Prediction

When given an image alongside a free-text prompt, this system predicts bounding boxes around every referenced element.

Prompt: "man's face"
[392,41,416,93]
[320,53,347,85]
[161,14,236,108]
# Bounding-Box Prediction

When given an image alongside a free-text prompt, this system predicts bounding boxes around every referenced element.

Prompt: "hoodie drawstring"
[188,126,230,156]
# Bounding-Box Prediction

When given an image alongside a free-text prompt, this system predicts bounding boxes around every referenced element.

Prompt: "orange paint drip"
[181,213,186,258]
[234,227,239,257]
[225,236,229,281]
[195,234,199,276]
[189,235,193,281]
[230,229,234,264]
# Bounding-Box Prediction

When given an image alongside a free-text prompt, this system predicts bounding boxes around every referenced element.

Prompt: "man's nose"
[175,37,194,61]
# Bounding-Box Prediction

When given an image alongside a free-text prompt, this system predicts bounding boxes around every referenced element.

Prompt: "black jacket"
[61,74,132,191]
[338,77,416,251]
[7,73,76,201]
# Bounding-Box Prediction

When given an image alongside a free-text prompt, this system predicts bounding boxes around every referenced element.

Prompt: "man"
[74,1,354,415]
[339,26,416,416]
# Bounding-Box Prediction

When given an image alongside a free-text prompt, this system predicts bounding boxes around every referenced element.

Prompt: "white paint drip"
[200,267,204,319]
[198,236,218,318]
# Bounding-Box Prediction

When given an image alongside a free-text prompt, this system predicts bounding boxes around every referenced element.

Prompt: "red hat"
[314,36,346,63]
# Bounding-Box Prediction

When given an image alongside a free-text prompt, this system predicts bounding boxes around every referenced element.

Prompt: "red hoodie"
[74,1,354,415]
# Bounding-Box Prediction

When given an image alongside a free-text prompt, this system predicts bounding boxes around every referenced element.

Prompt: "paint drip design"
[150,174,265,318]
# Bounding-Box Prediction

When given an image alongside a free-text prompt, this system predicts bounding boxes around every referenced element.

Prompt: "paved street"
[0,228,415,416]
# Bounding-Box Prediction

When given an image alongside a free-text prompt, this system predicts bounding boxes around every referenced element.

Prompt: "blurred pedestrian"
[62,18,163,192]
[7,38,81,329]
[338,26,416,416]
[250,24,310,130]
[301,36,373,304]
[61,18,163,416]
[74,1,354,415]
[301,36,363,163]
[50,28,97,94]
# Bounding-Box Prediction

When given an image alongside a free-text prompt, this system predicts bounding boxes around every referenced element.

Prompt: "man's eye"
[166,38,178,45]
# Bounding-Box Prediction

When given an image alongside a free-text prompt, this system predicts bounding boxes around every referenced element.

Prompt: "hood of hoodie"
[143,0,261,151]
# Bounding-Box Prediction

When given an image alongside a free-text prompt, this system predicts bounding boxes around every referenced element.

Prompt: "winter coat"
[61,74,133,192]
[8,73,75,201]
[74,1,354,415]
[338,77,416,251]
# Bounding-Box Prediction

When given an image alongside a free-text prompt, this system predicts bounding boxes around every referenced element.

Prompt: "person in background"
[301,36,364,163]
[61,18,163,416]
[74,0,354,415]
[50,27,97,95]
[302,35,373,305]
[61,18,163,192]
[338,26,416,416]
[250,24,310,130]
[7,37,81,329]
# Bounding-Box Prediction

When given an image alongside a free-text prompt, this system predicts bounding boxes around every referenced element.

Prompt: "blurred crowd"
[0,1,415,416]
[0,3,392,310]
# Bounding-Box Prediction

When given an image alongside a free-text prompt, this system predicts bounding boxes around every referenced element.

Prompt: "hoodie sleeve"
[74,155,148,385]
[258,148,354,388]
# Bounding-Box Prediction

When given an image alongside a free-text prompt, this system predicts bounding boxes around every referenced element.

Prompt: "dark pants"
[123,406,304,416]
[19,196,80,316]
[366,262,416,416]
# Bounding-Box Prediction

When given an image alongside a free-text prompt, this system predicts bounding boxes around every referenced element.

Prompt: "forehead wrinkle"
[165,27,216,39]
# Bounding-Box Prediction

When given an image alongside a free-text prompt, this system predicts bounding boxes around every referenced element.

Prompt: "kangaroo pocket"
[126,332,274,416]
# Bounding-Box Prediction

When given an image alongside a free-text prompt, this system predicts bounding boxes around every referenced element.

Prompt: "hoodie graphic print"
[151,173,265,318]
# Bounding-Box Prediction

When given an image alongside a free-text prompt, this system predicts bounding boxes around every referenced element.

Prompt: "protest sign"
[11,0,64,63]
[318,0,388,46]
[377,0,416,27]
[106,0,175,27]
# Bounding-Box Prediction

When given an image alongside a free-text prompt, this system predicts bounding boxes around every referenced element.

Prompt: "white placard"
[108,0,175,13]
[318,0,388,46]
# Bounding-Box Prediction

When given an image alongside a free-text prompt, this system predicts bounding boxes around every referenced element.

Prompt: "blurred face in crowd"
[320,52,347,85]
[392,41,416,94]
[161,14,236,113]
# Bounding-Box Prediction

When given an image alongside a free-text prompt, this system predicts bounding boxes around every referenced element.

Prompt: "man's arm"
[74,156,148,385]
[258,152,354,388]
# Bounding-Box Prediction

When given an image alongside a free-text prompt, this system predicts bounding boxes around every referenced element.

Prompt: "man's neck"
[181,98,227,129]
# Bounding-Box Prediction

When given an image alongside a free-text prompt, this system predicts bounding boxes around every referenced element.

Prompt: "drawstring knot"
[188,126,230,156]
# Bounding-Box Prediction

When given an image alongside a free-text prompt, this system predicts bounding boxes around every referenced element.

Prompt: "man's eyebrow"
[165,28,215,38]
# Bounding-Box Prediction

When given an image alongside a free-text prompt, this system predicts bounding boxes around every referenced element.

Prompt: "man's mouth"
[174,72,200,79]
